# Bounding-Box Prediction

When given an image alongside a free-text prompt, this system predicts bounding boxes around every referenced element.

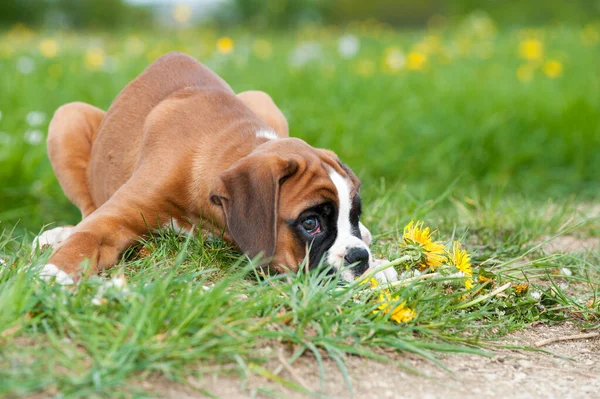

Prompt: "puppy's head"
[209,137,371,281]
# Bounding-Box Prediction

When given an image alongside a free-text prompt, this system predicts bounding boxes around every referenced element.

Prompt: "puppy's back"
[88,52,233,207]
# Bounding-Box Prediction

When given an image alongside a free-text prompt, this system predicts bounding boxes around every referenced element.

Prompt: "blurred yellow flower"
[39,39,58,58]
[172,4,192,25]
[413,35,441,55]
[125,36,145,55]
[402,221,445,270]
[252,39,272,60]
[516,64,534,82]
[0,43,15,59]
[519,39,543,61]
[543,60,563,79]
[216,37,234,54]
[354,59,375,77]
[406,51,427,71]
[514,283,529,295]
[85,48,105,71]
[580,24,600,46]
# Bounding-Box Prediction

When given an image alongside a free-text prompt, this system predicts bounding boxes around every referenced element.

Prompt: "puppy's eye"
[301,216,321,235]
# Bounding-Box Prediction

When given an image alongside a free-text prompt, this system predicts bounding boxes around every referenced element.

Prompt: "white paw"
[39,264,75,285]
[375,267,399,284]
[32,226,74,253]
[359,222,372,246]
[370,258,399,284]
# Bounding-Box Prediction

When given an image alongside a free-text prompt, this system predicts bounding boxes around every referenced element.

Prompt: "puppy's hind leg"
[47,102,106,219]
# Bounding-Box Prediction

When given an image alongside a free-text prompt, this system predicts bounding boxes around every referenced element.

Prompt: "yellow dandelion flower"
[216,37,234,54]
[542,60,563,79]
[516,64,534,82]
[354,59,375,77]
[449,241,472,277]
[172,4,192,25]
[449,241,474,290]
[252,39,272,60]
[514,283,529,295]
[85,48,105,71]
[39,39,58,58]
[402,221,446,270]
[406,51,427,70]
[369,278,379,288]
[373,290,416,323]
[465,278,474,290]
[519,39,543,61]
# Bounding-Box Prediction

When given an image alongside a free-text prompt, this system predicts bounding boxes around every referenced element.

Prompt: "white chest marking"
[256,129,279,140]
[326,170,371,281]
[163,219,194,236]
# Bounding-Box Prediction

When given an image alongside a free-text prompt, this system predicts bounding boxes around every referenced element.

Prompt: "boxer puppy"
[34,52,388,285]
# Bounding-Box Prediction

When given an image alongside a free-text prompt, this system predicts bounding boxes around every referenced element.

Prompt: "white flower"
[92,276,131,306]
[338,34,359,59]
[24,129,44,145]
[26,111,46,127]
[385,48,406,70]
[560,267,572,276]
[16,56,35,74]
[530,290,542,300]
[288,41,322,68]
[559,282,569,291]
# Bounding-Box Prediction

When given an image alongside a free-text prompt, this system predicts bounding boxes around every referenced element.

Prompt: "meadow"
[0,14,599,397]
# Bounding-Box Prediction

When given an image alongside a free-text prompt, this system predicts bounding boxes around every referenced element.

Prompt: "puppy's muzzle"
[344,247,370,275]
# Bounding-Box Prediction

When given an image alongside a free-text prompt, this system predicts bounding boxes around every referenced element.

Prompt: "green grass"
[1,16,599,397]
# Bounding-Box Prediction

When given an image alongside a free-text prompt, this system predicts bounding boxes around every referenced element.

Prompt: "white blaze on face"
[256,129,279,140]
[327,170,371,281]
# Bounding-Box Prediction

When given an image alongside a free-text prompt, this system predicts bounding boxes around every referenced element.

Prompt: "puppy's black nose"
[344,247,370,274]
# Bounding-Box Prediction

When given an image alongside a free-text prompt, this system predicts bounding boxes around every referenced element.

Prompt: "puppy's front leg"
[42,187,164,282]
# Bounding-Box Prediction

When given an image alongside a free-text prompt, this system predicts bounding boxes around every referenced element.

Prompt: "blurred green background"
[0,0,599,233]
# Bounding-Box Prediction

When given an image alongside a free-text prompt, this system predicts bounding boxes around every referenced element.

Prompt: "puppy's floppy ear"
[210,153,298,260]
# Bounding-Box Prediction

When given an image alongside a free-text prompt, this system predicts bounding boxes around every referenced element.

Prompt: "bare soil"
[146,322,599,399]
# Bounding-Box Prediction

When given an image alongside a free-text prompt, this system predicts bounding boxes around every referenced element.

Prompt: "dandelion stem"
[377,272,441,290]
[351,255,413,288]
[455,282,512,310]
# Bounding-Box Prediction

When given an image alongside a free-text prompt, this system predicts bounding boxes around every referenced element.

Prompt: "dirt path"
[149,322,599,398]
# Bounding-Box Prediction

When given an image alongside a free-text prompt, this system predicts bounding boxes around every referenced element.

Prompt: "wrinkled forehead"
[280,156,359,218]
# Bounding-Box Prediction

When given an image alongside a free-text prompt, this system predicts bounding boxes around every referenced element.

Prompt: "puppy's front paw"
[375,267,399,284]
[32,226,74,253]
[38,264,75,285]
[370,259,399,284]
